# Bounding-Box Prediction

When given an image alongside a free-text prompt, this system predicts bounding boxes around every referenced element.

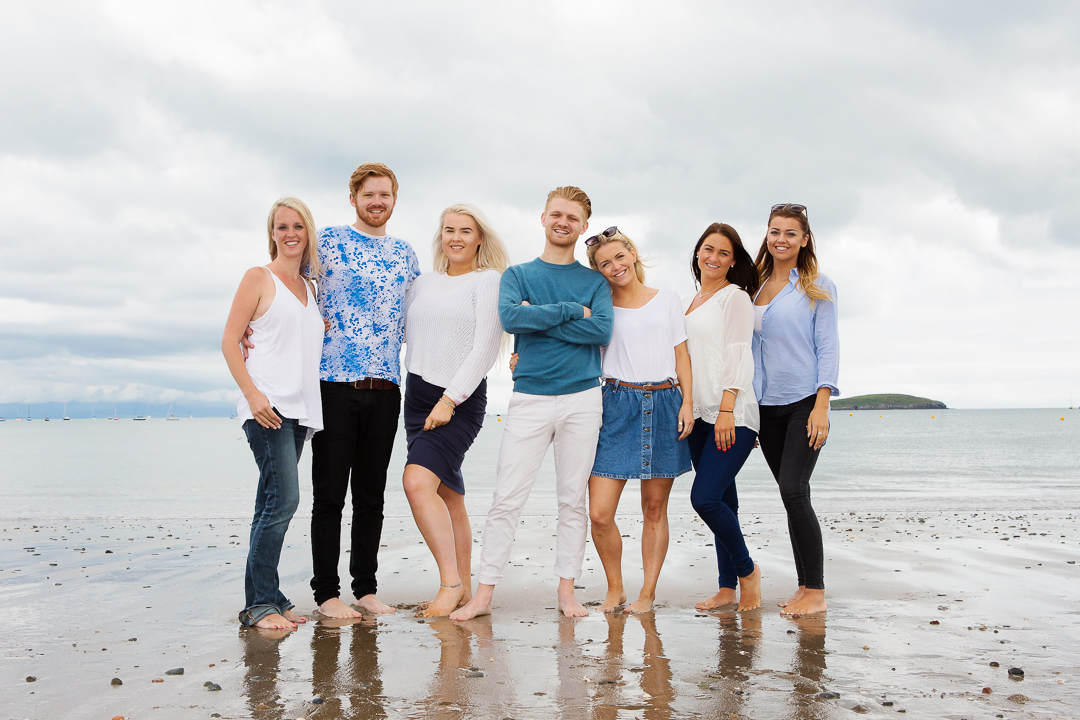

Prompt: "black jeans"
[310,380,401,605]
[758,395,825,590]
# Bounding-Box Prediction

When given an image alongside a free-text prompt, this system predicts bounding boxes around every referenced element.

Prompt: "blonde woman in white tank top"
[222,197,324,630]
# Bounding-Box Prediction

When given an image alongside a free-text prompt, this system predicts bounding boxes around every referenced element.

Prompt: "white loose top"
[404,269,503,405]
[237,267,324,438]
[682,285,760,431]
[601,289,687,383]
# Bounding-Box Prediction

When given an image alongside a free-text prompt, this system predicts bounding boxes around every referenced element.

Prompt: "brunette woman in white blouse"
[584,228,694,613]
[683,222,763,611]
[402,203,509,617]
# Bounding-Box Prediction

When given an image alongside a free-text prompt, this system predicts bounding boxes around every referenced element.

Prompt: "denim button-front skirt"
[591,380,692,480]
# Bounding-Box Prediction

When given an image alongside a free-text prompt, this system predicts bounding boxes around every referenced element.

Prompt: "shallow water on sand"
[2,408,1078,520]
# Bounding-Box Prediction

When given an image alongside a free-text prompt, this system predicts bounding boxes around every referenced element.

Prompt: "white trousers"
[476,387,603,585]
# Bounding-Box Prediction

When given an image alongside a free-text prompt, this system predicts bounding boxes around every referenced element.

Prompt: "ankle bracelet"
[440,582,462,589]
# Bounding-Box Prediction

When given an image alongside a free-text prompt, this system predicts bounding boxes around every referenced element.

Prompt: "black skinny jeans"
[310,381,401,605]
[758,394,825,590]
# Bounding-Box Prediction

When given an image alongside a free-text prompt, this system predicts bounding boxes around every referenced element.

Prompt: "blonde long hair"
[586,228,648,284]
[754,205,831,307]
[430,203,510,274]
[267,196,321,281]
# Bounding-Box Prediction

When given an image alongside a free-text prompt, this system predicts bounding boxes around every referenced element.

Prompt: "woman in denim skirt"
[222,197,324,629]
[683,222,763,612]
[583,228,694,613]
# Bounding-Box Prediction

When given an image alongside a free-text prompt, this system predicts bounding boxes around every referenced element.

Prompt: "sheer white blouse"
[682,285,760,431]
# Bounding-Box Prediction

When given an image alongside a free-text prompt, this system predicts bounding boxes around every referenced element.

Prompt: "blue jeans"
[687,421,757,590]
[240,417,305,626]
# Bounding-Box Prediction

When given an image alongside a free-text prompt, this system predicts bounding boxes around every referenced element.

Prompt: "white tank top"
[236,267,324,436]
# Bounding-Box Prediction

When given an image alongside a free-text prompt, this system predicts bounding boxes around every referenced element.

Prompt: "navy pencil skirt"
[403,372,486,495]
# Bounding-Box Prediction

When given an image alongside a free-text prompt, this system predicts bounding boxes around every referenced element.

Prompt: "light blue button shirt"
[317,225,420,384]
[753,269,840,406]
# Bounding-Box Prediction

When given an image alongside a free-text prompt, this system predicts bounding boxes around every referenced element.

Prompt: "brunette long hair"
[691,223,759,297]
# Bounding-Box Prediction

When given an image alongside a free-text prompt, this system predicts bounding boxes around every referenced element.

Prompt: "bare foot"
[780,588,826,617]
[557,580,589,618]
[779,586,805,607]
[598,588,627,614]
[625,596,655,614]
[356,594,397,615]
[450,591,492,621]
[318,597,362,619]
[282,609,308,624]
[737,564,762,611]
[419,584,466,618]
[696,588,737,611]
[254,612,296,629]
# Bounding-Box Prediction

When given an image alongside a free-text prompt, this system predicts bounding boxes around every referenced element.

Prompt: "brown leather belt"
[339,377,398,390]
[605,378,678,391]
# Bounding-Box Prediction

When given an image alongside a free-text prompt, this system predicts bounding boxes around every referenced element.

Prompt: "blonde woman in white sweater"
[402,203,509,617]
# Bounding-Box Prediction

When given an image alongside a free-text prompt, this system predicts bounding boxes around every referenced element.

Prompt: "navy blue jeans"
[240,417,305,626]
[688,421,757,589]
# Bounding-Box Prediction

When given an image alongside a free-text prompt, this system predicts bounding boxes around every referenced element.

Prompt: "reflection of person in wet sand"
[752,204,838,617]
[222,197,323,630]
[402,204,509,617]
[581,228,694,614]
[310,615,386,718]
[451,186,613,621]
[683,223,762,612]
[239,625,293,718]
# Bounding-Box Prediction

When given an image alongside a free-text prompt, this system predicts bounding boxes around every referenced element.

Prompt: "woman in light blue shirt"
[752,204,839,617]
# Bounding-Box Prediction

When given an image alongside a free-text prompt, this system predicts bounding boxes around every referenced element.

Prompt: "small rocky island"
[831,393,946,410]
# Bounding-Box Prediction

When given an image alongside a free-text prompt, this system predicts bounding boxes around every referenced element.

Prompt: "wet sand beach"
[4,507,1079,719]
[4,412,1079,718]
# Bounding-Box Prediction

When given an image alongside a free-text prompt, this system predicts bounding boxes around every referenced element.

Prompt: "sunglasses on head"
[771,203,807,217]
[584,226,618,246]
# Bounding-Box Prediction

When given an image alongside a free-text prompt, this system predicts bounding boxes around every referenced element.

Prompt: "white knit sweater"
[403,269,503,404]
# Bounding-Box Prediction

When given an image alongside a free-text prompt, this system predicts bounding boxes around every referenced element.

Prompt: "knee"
[402,474,429,502]
[689,487,712,515]
[589,509,616,532]
[641,499,666,524]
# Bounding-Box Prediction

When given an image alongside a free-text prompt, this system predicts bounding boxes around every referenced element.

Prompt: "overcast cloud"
[2,0,1078,414]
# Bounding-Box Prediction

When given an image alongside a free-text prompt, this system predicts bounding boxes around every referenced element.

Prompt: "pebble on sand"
[151,678,164,683]
[112,716,125,719]
[206,683,222,691]
[466,671,485,678]
[989,661,1000,667]
[26,676,37,682]
[817,691,840,699]
[1008,667,1025,677]
[982,686,992,693]
[853,705,869,714]
[111,677,123,686]
[165,667,184,675]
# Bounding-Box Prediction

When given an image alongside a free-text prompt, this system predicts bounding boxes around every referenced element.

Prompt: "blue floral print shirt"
[317,225,420,384]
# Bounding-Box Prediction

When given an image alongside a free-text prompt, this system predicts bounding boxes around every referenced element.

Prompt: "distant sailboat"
[63,403,70,420]
[133,402,147,421]
[113,404,119,421]
[167,402,179,421]
[44,408,50,421]
[91,404,95,420]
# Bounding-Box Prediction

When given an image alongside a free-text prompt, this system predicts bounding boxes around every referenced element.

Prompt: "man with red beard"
[309,163,419,617]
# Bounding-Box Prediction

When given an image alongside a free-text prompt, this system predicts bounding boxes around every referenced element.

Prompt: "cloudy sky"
[2,0,1078,415]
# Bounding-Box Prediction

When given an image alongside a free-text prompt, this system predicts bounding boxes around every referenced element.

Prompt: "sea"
[2,408,1078,521]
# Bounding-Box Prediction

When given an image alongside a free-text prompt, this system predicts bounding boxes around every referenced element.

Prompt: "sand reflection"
[787,616,828,718]
[239,626,294,719]
[309,616,386,718]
